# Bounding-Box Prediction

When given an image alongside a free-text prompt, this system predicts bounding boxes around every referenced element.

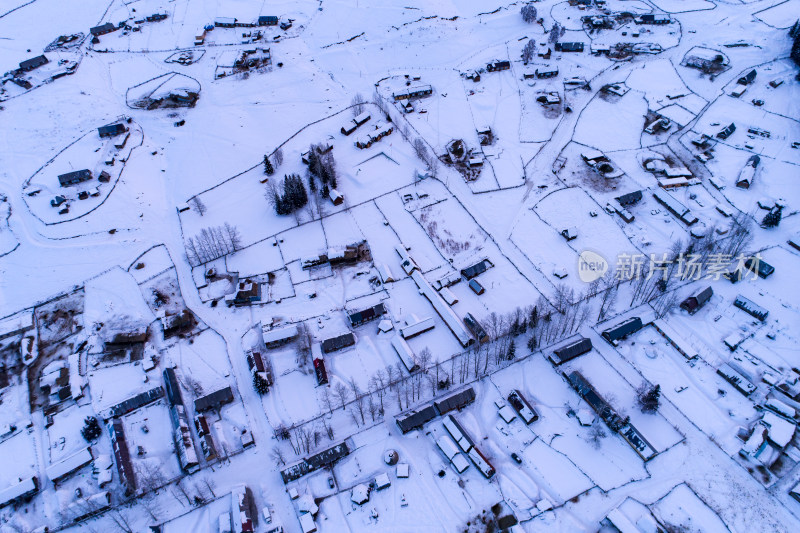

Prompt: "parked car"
[511,453,522,464]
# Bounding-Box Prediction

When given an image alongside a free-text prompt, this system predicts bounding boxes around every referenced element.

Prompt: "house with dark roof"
[194,386,234,412]
[652,190,698,226]
[717,363,757,396]
[601,317,643,344]
[555,42,584,53]
[98,123,127,138]
[680,286,713,314]
[639,14,670,24]
[716,123,736,140]
[321,332,356,353]
[19,55,48,72]
[106,387,163,418]
[615,190,642,206]
[460,259,493,279]
[486,60,510,72]
[90,22,117,36]
[434,387,476,415]
[109,419,136,495]
[258,16,278,26]
[738,69,757,85]
[550,337,592,365]
[58,169,92,187]
[745,257,774,279]
[734,295,768,321]
[347,303,386,327]
[396,404,438,433]
[163,367,183,406]
[463,313,489,344]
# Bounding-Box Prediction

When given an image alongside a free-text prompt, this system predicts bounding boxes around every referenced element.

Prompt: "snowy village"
[1,0,800,532]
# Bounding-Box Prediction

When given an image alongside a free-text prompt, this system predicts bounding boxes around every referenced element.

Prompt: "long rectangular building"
[411,269,473,347]
[400,317,435,339]
[652,191,698,225]
[396,404,438,434]
[46,447,93,484]
[391,335,419,373]
[434,387,476,415]
[550,337,592,365]
[108,419,136,495]
[733,295,768,321]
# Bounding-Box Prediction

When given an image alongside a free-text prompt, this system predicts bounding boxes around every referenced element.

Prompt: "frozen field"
[1,0,800,531]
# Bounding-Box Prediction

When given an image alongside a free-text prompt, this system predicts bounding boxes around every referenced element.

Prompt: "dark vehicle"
[511,453,522,464]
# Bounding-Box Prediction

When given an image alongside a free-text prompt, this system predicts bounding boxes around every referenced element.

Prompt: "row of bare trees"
[271,299,599,460]
[185,223,242,266]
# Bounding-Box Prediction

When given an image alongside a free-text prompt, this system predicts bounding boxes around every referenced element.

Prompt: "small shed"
[378,264,395,283]
[329,188,344,205]
[351,484,370,505]
[396,463,409,478]
[560,227,578,241]
[680,286,713,314]
[375,473,391,490]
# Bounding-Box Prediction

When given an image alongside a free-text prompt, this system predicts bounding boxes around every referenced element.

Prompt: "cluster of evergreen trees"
[307,143,337,198]
[272,174,308,215]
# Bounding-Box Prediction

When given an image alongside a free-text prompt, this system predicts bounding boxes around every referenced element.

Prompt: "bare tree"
[270,445,287,467]
[321,387,334,414]
[185,224,242,265]
[333,382,350,410]
[521,40,536,64]
[274,148,284,167]
[588,420,607,449]
[189,196,207,216]
[350,378,366,424]
[351,93,366,116]
[373,89,389,116]
[108,507,135,533]
[135,461,167,494]
[367,393,379,421]
[417,347,432,373]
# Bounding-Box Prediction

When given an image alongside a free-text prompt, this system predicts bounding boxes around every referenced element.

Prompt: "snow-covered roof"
[375,472,391,489]
[763,412,795,448]
[262,324,298,345]
[397,463,409,478]
[351,483,370,504]
[46,447,93,483]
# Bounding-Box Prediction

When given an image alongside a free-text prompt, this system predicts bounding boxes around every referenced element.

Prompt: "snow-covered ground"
[1,0,800,531]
